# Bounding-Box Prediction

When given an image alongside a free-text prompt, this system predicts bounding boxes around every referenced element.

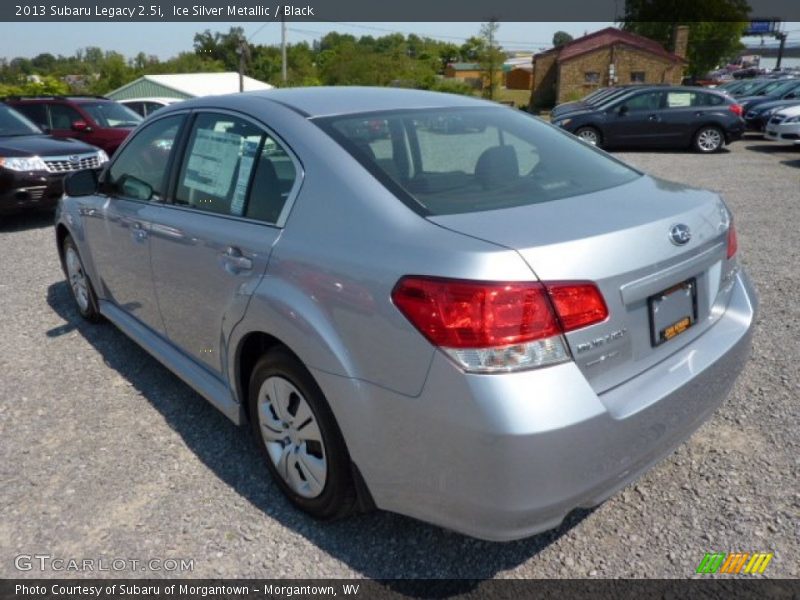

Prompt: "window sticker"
[183,128,241,198]
[230,138,260,216]
[667,93,692,108]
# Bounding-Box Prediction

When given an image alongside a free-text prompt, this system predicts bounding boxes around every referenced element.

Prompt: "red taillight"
[391,277,608,349]
[546,282,609,331]
[727,221,738,259]
[729,103,743,117]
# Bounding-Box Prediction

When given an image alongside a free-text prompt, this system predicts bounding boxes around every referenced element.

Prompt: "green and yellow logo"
[696,552,773,575]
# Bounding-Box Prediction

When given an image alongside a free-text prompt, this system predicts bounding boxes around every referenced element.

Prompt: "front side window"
[107,115,184,201]
[622,91,664,112]
[175,113,297,223]
[80,102,142,128]
[318,107,640,216]
[49,103,83,129]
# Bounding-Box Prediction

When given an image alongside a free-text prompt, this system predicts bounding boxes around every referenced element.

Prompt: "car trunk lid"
[428,174,737,394]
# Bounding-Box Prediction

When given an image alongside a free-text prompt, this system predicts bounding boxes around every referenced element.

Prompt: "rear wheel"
[575,126,602,147]
[63,235,102,322]
[693,126,724,153]
[249,348,356,519]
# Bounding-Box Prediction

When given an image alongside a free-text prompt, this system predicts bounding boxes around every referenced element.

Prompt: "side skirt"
[99,300,244,425]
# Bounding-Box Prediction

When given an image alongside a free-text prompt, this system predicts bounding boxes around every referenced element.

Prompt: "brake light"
[391,277,608,372]
[729,103,743,117]
[546,282,609,331]
[727,220,738,259]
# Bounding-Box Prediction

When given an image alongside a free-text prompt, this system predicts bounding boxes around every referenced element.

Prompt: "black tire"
[693,126,724,153]
[62,235,102,322]
[574,126,603,147]
[248,348,356,520]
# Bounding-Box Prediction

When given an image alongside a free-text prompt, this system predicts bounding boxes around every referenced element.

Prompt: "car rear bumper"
[0,169,63,215]
[316,269,757,541]
[745,116,765,131]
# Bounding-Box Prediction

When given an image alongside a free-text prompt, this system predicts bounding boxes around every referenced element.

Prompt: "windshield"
[317,107,640,216]
[736,80,771,95]
[80,102,142,128]
[0,105,42,136]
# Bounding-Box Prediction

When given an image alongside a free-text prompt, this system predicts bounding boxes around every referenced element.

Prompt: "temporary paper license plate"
[648,278,697,347]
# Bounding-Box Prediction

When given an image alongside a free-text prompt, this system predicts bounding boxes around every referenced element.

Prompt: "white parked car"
[765,105,800,146]
[119,97,182,118]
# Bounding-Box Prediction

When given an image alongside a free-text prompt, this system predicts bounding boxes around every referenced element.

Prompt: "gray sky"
[0,21,797,62]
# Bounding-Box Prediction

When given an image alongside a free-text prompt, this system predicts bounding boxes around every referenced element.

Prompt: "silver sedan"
[56,87,756,541]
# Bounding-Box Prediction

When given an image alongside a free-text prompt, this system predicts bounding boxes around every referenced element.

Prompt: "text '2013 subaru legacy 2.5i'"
[56,87,756,541]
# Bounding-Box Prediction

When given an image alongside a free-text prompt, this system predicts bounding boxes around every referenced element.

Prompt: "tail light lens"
[392,277,608,373]
[729,103,743,117]
[727,220,738,259]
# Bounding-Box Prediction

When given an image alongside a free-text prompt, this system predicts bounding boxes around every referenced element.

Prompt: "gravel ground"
[0,138,798,581]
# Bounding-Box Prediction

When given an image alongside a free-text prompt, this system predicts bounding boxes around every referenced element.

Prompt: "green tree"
[621,0,750,77]
[552,31,574,47]
[477,20,505,100]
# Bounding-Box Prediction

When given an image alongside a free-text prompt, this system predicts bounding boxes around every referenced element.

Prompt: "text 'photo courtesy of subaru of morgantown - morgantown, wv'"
[56,87,755,541]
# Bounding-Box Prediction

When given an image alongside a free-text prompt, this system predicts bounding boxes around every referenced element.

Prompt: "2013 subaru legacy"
[56,87,757,541]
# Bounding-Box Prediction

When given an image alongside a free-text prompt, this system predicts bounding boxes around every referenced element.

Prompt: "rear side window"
[318,107,640,216]
[174,113,297,223]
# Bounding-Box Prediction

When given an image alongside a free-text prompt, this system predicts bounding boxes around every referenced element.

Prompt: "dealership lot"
[0,139,797,579]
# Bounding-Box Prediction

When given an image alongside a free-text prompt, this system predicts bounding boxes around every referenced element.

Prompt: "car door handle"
[130,221,148,241]
[221,246,253,273]
[648,114,660,121]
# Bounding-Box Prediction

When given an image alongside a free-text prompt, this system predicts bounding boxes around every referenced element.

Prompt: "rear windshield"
[317,107,640,216]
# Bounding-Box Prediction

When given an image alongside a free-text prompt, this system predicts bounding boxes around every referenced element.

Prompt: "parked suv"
[5,96,141,156]
[552,86,744,152]
[0,104,107,215]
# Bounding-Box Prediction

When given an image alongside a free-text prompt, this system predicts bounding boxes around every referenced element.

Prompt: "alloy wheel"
[577,128,599,145]
[257,376,327,498]
[65,246,89,313]
[697,128,722,152]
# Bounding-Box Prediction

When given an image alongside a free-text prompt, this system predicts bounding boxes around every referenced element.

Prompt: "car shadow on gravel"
[46,280,593,585]
[0,211,55,233]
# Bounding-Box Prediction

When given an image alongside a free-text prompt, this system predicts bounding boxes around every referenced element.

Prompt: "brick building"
[505,65,533,90]
[530,27,688,108]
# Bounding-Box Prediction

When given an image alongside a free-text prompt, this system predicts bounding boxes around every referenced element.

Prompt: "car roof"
[179,86,496,119]
[120,97,181,104]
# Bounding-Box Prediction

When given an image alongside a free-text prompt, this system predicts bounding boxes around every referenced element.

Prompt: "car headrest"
[475,145,519,190]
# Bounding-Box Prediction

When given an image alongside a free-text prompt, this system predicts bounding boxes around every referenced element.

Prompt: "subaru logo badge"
[669,223,691,246]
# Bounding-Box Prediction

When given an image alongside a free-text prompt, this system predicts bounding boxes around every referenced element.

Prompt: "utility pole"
[281,14,287,83]
[237,35,249,92]
[775,30,787,70]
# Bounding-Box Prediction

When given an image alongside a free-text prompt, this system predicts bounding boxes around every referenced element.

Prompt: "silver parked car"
[56,87,756,541]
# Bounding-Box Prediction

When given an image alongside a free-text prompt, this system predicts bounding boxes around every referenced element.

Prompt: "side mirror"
[64,169,99,197]
[118,175,154,201]
[618,105,629,116]
[71,120,92,132]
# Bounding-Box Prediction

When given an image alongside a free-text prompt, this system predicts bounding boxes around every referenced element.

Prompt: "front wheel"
[574,126,602,147]
[249,348,356,520]
[62,235,102,322]
[693,126,724,153]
